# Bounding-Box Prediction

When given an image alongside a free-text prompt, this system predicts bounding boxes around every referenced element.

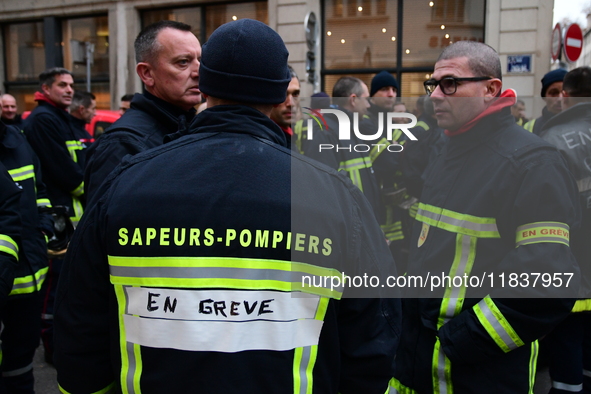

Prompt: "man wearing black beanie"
[523,68,567,135]
[54,18,400,394]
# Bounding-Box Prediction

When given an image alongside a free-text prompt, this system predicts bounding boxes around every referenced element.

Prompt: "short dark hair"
[437,41,502,80]
[333,76,365,97]
[135,20,192,64]
[121,94,134,102]
[70,91,96,111]
[563,67,591,97]
[39,67,73,89]
[288,65,299,82]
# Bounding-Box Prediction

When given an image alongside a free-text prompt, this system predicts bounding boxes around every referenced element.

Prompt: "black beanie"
[199,19,291,104]
[541,68,567,97]
[370,71,399,97]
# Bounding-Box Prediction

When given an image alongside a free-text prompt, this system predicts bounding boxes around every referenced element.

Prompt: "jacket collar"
[541,102,591,132]
[187,105,288,147]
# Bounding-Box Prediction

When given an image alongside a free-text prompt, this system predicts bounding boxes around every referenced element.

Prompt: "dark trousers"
[40,258,62,364]
[0,292,42,394]
[548,313,591,394]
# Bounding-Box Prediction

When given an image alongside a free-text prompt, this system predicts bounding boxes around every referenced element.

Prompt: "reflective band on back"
[294,346,315,394]
[516,222,569,247]
[552,381,583,392]
[37,198,51,208]
[474,296,524,353]
[8,165,34,182]
[0,235,19,260]
[2,362,33,377]
[416,203,500,238]
[583,369,591,378]
[432,339,452,394]
[109,256,343,299]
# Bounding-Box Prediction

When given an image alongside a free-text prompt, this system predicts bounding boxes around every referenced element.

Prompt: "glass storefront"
[322,0,485,96]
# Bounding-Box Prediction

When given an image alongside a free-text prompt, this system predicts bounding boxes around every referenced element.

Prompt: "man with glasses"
[390,41,581,393]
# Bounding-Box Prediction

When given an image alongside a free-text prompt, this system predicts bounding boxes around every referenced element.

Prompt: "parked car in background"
[21,110,120,140]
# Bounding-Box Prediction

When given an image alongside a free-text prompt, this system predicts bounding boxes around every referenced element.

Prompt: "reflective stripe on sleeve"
[8,165,34,182]
[551,382,583,392]
[515,222,569,247]
[473,296,524,353]
[369,137,390,163]
[416,203,500,238]
[37,198,52,208]
[9,266,48,295]
[108,256,344,299]
[0,235,19,260]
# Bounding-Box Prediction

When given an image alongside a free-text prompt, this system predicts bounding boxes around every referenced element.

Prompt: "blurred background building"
[0,0,563,118]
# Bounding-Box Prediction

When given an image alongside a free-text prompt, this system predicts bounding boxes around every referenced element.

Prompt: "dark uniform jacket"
[24,100,90,225]
[392,105,581,394]
[0,161,21,302]
[297,105,383,222]
[540,102,591,304]
[84,92,196,204]
[2,114,24,129]
[54,105,400,394]
[523,105,556,136]
[0,123,53,296]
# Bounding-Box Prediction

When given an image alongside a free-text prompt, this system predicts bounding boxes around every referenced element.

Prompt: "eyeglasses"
[423,76,493,96]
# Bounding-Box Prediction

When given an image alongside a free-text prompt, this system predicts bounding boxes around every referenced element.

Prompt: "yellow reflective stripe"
[293,120,305,154]
[529,340,539,394]
[572,299,591,312]
[473,296,524,353]
[416,203,500,238]
[37,198,52,208]
[108,256,343,299]
[387,377,418,394]
[523,119,535,133]
[369,137,390,163]
[409,202,419,218]
[438,234,477,328]
[71,182,84,197]
[9,266,48,295]
[515,222,569,247]
[432,338,453,394]
[66,140,83,162]
[338,156,372,171]
[0,235,19,260]
[8,165,34,182]
[415,121,430,131]
[381,221,404,241]
[115,285,142,394]
[71,196,84,227]
[391,129,403,142]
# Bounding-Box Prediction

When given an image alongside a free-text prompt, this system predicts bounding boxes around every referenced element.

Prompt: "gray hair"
[69,90,96,111]
[333,76,365,97]
[134,20,192,64]
[437,41,502,80]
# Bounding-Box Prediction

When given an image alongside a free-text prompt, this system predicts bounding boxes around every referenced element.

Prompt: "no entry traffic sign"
[564,23,583,62]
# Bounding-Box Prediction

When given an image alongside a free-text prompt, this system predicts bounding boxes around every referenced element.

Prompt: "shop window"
[4,21,45,82]
[62,16,110,80]
[324,0,398,70]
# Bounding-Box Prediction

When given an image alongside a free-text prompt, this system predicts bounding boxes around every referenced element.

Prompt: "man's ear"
[136,63,155,88]
[348,94,357,109]
[487,79,503,98]
[41,83,50,96]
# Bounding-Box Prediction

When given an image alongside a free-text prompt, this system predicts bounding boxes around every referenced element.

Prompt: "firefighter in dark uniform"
[0,118,54,392]
[0,161,20,301]
[539,66,591,394]
[54,19,400,394]
[390,41,581,393]
[23,67,90,364]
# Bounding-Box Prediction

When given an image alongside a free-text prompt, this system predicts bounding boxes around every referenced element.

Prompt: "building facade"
[0,0,553,118]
